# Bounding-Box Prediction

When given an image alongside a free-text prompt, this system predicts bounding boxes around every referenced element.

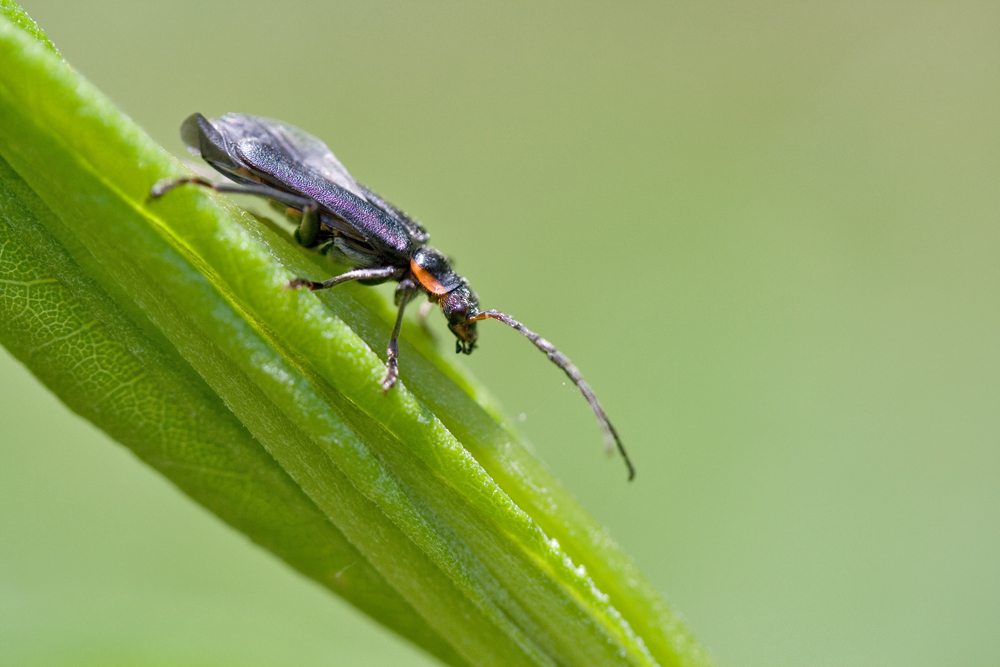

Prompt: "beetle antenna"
[469,309,635,481]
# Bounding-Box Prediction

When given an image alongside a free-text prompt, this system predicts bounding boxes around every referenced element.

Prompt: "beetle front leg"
[382,278,417,393]
[416,300,436,340]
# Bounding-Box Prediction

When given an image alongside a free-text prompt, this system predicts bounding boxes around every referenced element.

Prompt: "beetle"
[150,113,635,480]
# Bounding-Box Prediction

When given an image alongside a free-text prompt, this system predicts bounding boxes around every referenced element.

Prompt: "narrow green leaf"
[0,5,713,666]
[0,155,471,667]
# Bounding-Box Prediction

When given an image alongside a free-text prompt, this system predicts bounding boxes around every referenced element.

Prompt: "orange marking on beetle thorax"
[410,259,449,295]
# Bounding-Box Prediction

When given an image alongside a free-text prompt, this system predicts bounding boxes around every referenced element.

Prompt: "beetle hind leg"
[149,177,322,248]
[292,202,321,247]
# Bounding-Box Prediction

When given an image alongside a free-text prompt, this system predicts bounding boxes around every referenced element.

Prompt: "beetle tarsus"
[285,277,320,291]
[381,340,400,394]
[147,177,208,202]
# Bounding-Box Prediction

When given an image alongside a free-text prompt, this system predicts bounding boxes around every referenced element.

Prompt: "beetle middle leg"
[382,279,417,393]
[286,265,400,292]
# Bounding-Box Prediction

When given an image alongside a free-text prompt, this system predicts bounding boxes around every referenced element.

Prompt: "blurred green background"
[2,1,997,665]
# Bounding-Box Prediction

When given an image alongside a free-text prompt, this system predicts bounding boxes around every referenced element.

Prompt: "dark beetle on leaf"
[150,113,635,480]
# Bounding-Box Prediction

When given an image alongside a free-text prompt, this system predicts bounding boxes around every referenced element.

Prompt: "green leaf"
[0,155,473,667]
[0,5,713,666]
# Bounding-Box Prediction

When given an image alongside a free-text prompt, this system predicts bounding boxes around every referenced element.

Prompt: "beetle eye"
[444,292,469,323]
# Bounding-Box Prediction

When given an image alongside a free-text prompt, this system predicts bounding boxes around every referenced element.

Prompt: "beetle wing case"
[186,113,429,264]
[181,113,243,178]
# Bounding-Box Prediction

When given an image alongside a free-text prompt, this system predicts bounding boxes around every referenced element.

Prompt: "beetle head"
[443,285,479,354]
[410,248,480,353]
